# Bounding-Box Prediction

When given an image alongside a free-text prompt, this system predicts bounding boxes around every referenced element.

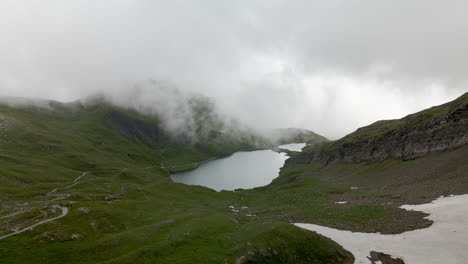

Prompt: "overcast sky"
[0,1,467,138]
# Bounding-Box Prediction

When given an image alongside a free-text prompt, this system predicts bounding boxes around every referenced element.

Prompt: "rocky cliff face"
[106,111,162,147]
[0,115,9,130]
[295,93,468,164]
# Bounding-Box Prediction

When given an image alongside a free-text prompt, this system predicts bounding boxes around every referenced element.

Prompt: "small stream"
[171,143,306,191]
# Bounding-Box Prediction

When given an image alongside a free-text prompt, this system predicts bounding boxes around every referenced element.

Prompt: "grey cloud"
[0,0,466,138]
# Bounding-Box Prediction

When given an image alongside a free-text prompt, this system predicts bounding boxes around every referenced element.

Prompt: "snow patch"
[335,201,349,204]
[296,194,468,264]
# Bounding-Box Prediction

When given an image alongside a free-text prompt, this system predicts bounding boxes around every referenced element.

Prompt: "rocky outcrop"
[400,105,467,160]
[0,115,9,130]
[106,111,161,147]
[295,93,468,164]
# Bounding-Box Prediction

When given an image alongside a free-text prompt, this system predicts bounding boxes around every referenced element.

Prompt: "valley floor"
[0,97,467,263]
[0,147,466,264]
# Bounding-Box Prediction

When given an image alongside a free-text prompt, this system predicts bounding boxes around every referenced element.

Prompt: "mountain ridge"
[293,92,468,164]
[0,96,350,264]
[1,93,466,263]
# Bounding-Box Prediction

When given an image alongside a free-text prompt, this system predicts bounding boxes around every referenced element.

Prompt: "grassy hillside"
[298,92,468,162]
[309,93,468,153]
[2,93,464,263]
[272,93,468,234]
[0,99,353,264]
[338,92,468,145]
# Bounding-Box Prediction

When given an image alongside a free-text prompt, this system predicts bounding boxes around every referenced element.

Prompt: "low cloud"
[0,1,466,138]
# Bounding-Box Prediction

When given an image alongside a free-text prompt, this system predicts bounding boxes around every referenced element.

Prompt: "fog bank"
[1,1,467,138]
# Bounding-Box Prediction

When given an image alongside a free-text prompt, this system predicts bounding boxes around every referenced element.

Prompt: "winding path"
[0,171,90,241]
[0,206,68,240]
[1,168,151,241]
[0,210,29,220]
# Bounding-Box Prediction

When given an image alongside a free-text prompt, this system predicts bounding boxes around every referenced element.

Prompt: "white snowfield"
[296,194,468,264]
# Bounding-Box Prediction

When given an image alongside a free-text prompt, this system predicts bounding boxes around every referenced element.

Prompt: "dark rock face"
[0,115,9,130]
[297,96,468,164]
[368,251,405,264]
[106,111,161,147]
[400,105,467,160]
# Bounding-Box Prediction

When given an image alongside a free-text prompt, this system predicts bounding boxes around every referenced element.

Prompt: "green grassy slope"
[302,92,468,156]
[251,144,468,234]
[1,93,466,263]
[0,100,352,264]
[339,92,467,144]
[271,93,468,233]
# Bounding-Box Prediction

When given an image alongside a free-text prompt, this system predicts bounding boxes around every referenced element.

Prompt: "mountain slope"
[1,93,465,263]
[0,98,350,264]
[267,93,468,235]
[295,92,468,164]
